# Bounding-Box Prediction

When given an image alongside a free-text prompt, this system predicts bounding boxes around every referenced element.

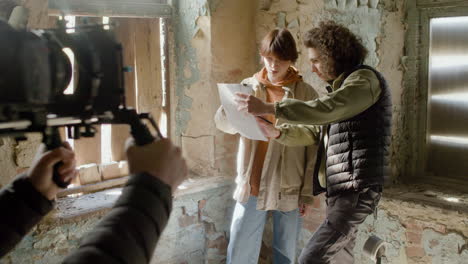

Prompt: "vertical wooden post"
[111,18,137,161]
[72,16,102,166]
[134,18,163,131]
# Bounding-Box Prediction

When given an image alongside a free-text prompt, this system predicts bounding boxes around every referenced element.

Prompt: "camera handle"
[42,109,158,188]
[111,108,159,145]
[43,127,71,188]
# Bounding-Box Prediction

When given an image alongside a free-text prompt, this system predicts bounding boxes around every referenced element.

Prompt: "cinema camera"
[0,18,161,187]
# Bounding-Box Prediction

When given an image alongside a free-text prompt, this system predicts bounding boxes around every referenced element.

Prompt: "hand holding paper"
[234,92,275,116]
[217,83,268,141]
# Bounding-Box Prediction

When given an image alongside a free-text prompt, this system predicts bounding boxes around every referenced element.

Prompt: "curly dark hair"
[303,20,368,77]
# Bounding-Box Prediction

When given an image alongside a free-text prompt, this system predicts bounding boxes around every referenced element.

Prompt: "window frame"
[45,2,173,196]
[405,0,468,191]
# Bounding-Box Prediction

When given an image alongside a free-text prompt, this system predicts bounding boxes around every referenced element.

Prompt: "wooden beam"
[134,18,163,130]
[111,18,137,161]
[57,176,129,197]
[48,0,172,18]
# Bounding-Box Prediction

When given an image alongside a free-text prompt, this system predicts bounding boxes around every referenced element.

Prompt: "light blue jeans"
[226,196,302,264]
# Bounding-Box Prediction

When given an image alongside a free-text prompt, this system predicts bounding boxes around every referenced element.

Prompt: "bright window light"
[443,197,460,203]
[431,92,468,103]
[102,16,110,30]
[62,48,75,95]
[64,15,75,33]
[431,16,468,25]
[159,111,167,137]
[62,47,75,149]
[430,135,468,146]
[101,124,112,163]
[105,190,122,196]
[430,55,468,69]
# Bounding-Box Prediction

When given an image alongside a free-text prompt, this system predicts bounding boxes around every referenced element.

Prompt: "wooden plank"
[134,18,163,131]
[57,176,130,198]
[111,18,137,161]
[72,16,102,166]
[417,0,468,8]
[161,18,170,138]
[73,126,102,165]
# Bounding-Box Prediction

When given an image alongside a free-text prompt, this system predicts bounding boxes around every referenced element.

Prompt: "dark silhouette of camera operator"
[0,138,188,263]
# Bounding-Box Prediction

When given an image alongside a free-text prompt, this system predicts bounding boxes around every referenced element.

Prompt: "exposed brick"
[206,235,228,254]
[178,207,198,227]
[403,219,424,233]
[203,221,217,235]
[425,223,447,234]
[198,199,207,210]
[406,231,422,245]
[406,246,426,258]
[429,239,439,249]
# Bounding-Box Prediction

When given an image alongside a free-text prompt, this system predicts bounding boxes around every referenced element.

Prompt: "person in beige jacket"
[215,28,319,264]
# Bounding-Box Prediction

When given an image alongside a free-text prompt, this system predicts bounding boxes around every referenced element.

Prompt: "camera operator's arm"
[0,143,77,257]
[62,139,187,264]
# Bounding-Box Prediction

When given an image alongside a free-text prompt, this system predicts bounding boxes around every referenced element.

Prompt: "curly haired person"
[236,21,392,264]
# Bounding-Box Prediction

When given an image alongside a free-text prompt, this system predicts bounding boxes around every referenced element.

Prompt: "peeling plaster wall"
[0,0,52,187]
[260,191,468,264]
[256,0,406,182]
[2,179,235,264]
[172,0,256,177]
[0,138,20,187]
[252,1,467,263]
[4,181,466,264]
[0,135,41,187]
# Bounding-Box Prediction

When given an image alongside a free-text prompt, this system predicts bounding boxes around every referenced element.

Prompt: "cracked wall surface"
[260,190,467,264]
[2,179,235,264]
[174,0,408,181]
[172,0,256,177]
[1,0,467,263]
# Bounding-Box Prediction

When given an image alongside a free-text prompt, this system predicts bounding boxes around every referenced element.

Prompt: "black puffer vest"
[314,65,392,197]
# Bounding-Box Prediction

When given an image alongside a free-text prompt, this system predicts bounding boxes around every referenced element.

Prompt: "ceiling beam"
[49,0,172,18]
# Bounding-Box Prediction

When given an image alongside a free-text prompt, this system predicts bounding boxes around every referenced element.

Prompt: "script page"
[217,83,268,141]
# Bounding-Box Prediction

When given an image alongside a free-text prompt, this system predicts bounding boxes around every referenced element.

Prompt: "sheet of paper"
[217,83,268,141]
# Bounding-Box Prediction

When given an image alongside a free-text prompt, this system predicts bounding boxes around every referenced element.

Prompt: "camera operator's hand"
[28,142,77,200]
[125,138,188,193]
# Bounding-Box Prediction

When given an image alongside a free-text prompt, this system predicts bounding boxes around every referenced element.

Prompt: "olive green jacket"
[273,69,382,188]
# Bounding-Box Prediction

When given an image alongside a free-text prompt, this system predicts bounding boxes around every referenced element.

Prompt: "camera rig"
[0,18,162,187]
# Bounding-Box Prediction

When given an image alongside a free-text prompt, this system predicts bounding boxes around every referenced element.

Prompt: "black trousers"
[298,187,382,264]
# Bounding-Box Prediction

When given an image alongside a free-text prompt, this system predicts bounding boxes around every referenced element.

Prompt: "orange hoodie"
[250,67,302,196]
